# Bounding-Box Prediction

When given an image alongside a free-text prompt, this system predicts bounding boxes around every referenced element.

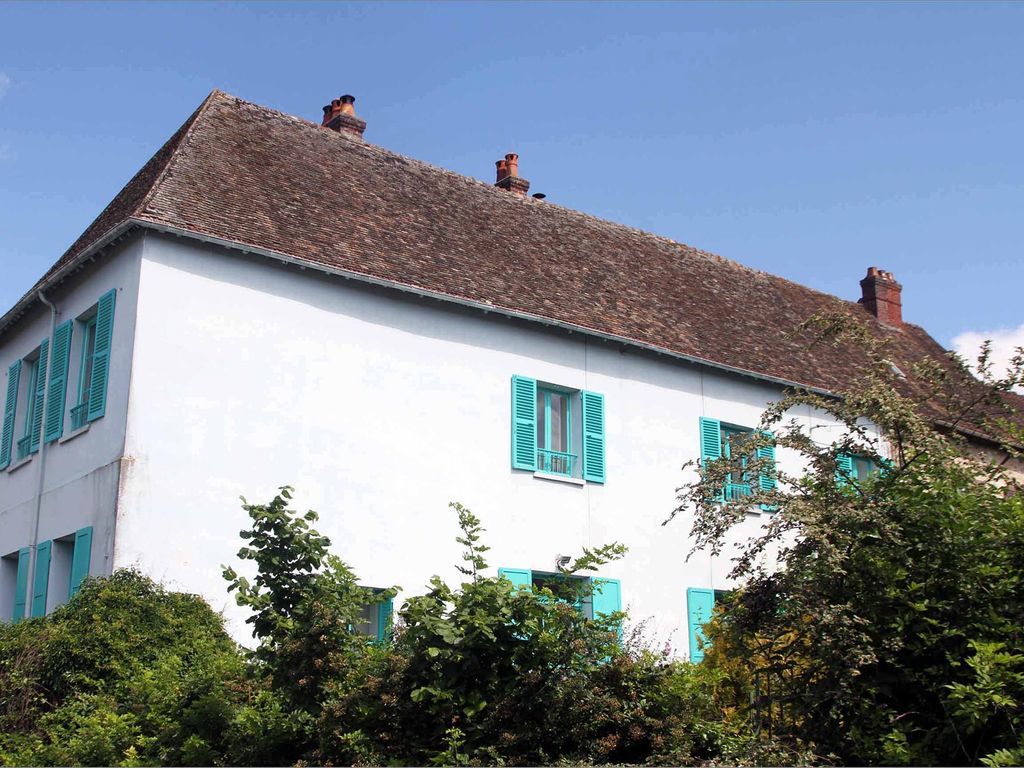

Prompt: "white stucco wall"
[113,232,873,656]
[0,237,142,612]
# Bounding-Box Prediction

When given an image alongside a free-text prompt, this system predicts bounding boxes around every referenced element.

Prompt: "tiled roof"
[5,90,1019,437]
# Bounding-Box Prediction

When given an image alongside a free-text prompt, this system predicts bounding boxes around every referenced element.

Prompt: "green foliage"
[0,490,802,766]
[673,311,1024,765]
[0,569,248,767]
[222,485,396,754]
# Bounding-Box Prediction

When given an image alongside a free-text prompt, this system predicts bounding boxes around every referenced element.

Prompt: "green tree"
[670,312,1024,765]
[221,486,396,755]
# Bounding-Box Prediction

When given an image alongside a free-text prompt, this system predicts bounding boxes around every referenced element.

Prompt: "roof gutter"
[5,218,1019,448]
[134,218,839,398]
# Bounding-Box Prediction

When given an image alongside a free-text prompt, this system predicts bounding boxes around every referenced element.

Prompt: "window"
[837,453,881,486]
[498,567,621,623]
[49,537,75,612]
[698,417,776,508]
[0,549,29,623]
[18,357,39,460]
[531,571,593,618]
[71,315,97,431]
[720,424,753,500]
[351,588,393,643]
[536,387,573,476]
[16,341,47,461]
[511,376,606,483]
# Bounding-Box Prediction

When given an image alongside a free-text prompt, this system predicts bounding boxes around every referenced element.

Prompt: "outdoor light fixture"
[556,554,571,569]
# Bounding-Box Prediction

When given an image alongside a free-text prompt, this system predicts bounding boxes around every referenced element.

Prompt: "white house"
[0,91,985,656]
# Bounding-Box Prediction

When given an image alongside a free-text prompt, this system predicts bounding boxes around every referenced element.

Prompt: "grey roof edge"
[134,218,838,397]
[0,212,833,397]
[0,219,138,339]
[6,217,1020,451]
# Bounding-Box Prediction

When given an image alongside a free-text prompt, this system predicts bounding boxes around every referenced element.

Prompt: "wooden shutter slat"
[836,453,855,486]
[69,526,93,598]
[31,540,52,618]
[757,431,777,491]
[375,597,393,643]
[0,360,21,469]
[45,320,73,443]
[13,547,29,622]
[581,390,606,483]
[510,375,537,471]
[87,288,116,422]
[699,417,723,501]
[29,339,49,453]
[686,587,715,662]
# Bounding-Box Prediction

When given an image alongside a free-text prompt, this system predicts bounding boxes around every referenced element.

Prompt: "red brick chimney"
[321,94,366,140]
[495,153,530,196]
[859,267,903,326]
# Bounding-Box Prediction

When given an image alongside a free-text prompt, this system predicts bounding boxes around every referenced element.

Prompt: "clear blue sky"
[2,1,1022,351]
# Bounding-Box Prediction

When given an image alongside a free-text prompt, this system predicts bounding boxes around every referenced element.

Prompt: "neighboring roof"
[3,89,1019,438]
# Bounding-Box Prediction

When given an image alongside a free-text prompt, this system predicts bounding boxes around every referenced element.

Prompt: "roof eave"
[0,219,139,340]
[135,219,839,398]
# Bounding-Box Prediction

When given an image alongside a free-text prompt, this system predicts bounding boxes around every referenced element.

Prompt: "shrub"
[0,569,248,766]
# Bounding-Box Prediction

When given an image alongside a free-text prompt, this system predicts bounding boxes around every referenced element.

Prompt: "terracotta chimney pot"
[494,152,530,196]
[321,94,366,140]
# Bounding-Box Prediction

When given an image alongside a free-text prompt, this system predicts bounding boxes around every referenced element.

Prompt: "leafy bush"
[0,569,249,766]
[317,502,749,766]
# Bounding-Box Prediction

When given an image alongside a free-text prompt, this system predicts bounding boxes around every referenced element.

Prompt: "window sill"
[6,454,33,474]
[533,471,585,486]
[58,424,91,444]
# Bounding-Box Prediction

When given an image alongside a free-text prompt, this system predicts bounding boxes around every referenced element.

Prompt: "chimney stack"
[321,94,366,140]
[859,267,903,326]
[495,152,530,196]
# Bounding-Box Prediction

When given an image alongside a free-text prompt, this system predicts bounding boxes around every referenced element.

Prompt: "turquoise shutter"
[836,453,854,486]
[87,288,116,422]
[592,577,622,641]
[699,417,722,461]
[0,360,21,469]
[376,597,394,643]
[498,567,533,589]
[687,587,715,662]
[31,540,52,618]
[699,417,723,500]
[592,578,621,618]
[29,339,49,452]
[757,431,777,511]
[581,390,606,483]
[757,432,776,491]
[511,375,537,471]
[13,547,30,622]
[45,320,73,443]
[69,526,93,598]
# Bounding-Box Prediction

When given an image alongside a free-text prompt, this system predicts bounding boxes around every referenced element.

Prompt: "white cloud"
[952,323,1024,390]
[0,73,8,100]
